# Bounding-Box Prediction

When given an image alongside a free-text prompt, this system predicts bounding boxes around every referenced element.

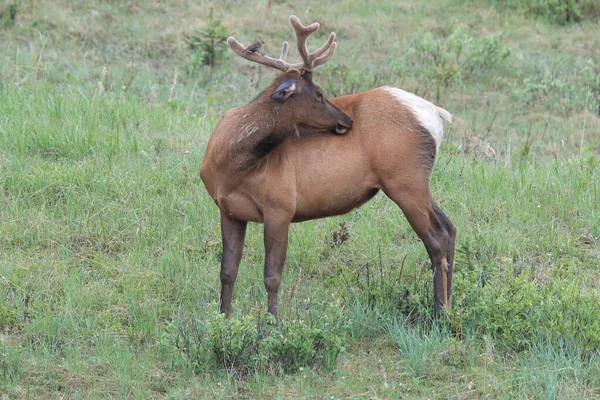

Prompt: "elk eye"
[316,92,324,102]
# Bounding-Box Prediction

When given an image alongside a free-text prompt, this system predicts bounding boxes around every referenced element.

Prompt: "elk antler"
[227,38,300,73]
[227,15,337,75]
[289,15,337,73]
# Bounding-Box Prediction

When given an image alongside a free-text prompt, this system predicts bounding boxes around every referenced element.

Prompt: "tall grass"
[1,82,598,397]
[1,0,599,397]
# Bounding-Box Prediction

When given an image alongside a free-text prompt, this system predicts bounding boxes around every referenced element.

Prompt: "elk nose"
[345,116,353,128]
[344,114,353,128]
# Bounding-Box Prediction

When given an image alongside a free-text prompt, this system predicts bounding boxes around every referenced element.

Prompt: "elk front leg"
[219,211,247,317]
[263,214,291,321]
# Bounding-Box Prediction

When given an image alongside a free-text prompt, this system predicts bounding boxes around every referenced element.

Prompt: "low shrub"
[322,30,511,101]
[402,30,511,101]
[515,58,600,115]
[453,263,600,353]
[492,0,600,24]
[0,2,18,29]
[159,305,347,377]
[0,305,17,331]
[184,8,229,77]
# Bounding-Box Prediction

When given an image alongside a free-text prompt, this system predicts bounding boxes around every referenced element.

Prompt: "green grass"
[1,0,600,398]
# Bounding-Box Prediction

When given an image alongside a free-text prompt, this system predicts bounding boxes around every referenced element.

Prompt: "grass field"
[1,0,599,398]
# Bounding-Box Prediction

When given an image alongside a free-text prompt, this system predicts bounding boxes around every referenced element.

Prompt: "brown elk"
[200,16,456,321]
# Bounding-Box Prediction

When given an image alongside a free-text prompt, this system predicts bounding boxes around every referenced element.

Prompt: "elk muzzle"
[328,101,353,135]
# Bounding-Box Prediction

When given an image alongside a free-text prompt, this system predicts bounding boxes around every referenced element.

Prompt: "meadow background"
[1,0,599,398]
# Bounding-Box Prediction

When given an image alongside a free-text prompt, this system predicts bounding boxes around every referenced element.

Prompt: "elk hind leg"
[432,201,457,306]
[384,184,454,316]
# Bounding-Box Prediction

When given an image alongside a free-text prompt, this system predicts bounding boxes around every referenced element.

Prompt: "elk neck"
[224,81,298,171]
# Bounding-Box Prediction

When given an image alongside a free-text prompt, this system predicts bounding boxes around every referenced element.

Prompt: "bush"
[0,2,18,29]
[0,305,17,331]
[400,30,511,102]
[515,58,600,115]
[323,30,511,102]
[159,305,347,377]
[322,65,388,97]
[453,263,600,353]
[184,8,229,76]
[492,0,600,24]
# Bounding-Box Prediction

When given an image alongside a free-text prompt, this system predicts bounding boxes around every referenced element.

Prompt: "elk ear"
[271,80,297,103]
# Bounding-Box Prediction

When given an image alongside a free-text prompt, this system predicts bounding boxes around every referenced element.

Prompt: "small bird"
[245,40,265,54]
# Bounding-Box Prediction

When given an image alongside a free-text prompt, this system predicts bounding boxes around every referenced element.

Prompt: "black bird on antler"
[245,40,265,54]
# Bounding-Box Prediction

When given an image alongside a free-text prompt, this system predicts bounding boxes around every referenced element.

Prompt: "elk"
[200,16,456,321]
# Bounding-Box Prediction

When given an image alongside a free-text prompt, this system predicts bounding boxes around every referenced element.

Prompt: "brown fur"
[200,81,456,319]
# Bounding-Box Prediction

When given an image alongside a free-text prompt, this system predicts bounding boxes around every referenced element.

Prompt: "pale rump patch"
[382,87,452,152]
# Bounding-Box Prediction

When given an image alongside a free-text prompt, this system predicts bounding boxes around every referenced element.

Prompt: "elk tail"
[437,106,453,124]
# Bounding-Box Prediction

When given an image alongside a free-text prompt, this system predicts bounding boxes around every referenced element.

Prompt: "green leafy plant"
[515,58,600,115]
[160,305,347,377]
[0,2,18,29]
[0,305,17,331]
[402,30,511,102]
[323,65,387,97]
[492,0,600,24]
[184,8,229,76]
[452,262,600,352]
[324,31,510,102]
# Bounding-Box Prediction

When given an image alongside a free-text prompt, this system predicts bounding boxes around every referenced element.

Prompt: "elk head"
[227,16,353,135]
